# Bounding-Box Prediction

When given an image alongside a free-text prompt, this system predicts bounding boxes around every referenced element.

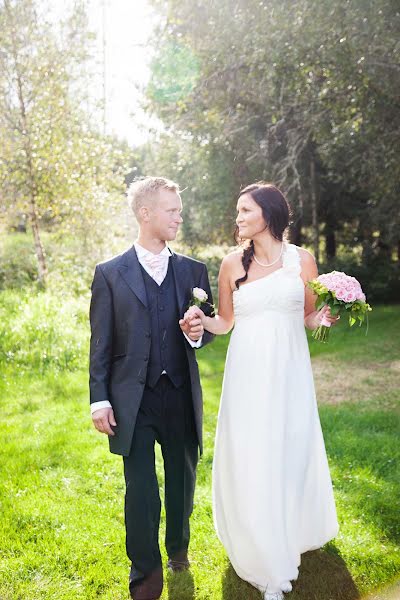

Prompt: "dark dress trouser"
[123,375,198,581]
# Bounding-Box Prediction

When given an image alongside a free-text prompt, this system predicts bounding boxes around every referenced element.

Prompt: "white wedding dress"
[212,243,339,596]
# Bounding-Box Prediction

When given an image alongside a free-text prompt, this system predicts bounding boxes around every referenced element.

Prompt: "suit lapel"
[118,246,148,308]
[170,251,191,315]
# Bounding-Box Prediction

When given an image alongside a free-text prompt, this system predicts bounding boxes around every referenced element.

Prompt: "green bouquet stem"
[312,323,331,343]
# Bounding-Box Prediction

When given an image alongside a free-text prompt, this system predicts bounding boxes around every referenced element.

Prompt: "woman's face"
[236,193,266,239]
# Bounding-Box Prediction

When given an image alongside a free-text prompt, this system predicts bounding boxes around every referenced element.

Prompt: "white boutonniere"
[189,287,215,314]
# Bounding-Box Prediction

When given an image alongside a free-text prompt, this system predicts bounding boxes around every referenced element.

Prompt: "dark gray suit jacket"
[89,246,214,456]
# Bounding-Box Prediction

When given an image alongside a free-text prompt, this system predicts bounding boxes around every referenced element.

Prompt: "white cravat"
[136,243,171,285]
[143,254,168,285]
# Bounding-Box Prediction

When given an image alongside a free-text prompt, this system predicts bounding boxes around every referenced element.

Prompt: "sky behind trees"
[53,0,157,144]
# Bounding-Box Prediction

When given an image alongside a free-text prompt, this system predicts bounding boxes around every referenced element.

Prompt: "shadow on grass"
[290,547,360,600]
[222,547,360,600]
[166,569,195,600]
[222,562,260,599]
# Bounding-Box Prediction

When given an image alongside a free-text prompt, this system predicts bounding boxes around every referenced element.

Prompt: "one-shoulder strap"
[282,243,302,275]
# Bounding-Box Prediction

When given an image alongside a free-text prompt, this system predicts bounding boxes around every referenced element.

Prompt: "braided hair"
[234,183,290,289]
[234,241,255,289]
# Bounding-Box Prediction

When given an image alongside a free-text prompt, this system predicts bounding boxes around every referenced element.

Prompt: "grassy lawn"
[0,298,399,599]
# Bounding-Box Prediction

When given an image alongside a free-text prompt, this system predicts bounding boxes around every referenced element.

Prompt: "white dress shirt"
[91,243,202,415]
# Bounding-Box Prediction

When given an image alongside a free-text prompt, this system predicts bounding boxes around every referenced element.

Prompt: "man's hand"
[92,407,116,436]
[179,306,205,341]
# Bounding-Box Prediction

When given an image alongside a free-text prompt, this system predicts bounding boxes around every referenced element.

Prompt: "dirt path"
[312,357,400,406]
[361,580,400,600]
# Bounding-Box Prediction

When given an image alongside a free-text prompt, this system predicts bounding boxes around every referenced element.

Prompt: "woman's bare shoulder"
[219,250,244,287]
[294,245,318,280]
[223,248,243,262]
[220,249,243,270]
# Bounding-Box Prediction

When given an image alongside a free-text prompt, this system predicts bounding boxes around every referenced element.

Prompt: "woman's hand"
[184,305,206,324]
[305,305,340,330]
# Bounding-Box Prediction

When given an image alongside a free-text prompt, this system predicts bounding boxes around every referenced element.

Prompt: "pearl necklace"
[253,242,284,268]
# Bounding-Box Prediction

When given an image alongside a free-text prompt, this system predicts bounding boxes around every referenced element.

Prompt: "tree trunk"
[6,0,48,286]
[310,158,319,262]
[325,229,336,260]
[290,217,302,246]
[361,227,373,265]
[376,232,391,261]
[29,200,47,286]
[288,188,303,245]
[325,193,336,260]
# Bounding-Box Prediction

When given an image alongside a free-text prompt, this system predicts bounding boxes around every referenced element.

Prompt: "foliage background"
[0,1,399,598]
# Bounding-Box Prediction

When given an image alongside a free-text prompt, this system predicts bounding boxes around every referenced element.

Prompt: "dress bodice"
[233,243,305,321]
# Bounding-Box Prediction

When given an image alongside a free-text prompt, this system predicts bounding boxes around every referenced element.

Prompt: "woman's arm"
[299,248,337,330]
[186,255,236,335]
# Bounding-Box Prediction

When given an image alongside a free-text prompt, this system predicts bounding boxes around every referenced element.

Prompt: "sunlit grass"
[0,289,88,373]
[0,295,399,599]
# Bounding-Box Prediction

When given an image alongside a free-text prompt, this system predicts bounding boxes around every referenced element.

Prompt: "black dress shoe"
[167,551,190,573]
[129,567,163,600]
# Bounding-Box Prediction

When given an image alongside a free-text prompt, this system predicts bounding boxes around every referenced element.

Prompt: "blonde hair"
[127,176,180,219]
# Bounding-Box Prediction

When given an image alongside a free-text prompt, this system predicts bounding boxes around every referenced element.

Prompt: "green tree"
[147,0,400,271]
[0,0,128,285]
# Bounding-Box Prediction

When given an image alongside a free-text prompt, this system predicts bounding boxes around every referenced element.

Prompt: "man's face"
[147,189,183,241]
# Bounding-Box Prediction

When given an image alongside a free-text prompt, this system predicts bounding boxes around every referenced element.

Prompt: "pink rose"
[345,291,356,303]
[335,288,347,301]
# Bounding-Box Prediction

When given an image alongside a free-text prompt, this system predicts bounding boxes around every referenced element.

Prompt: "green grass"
[0,298,399,599]
[0,289,88,373]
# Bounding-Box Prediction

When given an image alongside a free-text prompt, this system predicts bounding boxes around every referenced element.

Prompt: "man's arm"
[89,265,116,436]
[183,332,203,348]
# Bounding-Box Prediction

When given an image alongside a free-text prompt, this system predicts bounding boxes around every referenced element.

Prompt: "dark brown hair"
[234,183,290,289]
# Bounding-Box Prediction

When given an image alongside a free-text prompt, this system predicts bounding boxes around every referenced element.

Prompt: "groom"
[89,176,214,600]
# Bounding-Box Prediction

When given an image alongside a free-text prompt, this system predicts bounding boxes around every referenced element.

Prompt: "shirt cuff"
[91,400,112,415]
[183,332,203,348]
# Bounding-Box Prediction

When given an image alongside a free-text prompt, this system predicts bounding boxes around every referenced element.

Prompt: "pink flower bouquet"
[308,271,372,342]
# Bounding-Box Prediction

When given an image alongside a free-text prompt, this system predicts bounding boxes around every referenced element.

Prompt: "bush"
[0,289,89,374]
[178,243,233,299]
[0,233,39,290]
[0,231,100,296]
[322,257,400,304]
[180,243,400,304]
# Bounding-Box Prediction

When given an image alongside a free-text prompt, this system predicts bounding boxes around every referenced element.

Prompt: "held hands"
[179,305,206,341]
[92,407,116,436]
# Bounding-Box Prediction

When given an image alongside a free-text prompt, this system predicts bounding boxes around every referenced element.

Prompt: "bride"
[185,183,339,599]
